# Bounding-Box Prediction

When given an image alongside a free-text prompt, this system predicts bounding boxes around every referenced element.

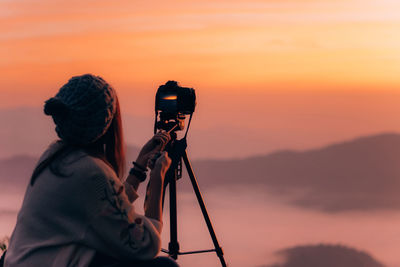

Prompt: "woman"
[4,74,178,267]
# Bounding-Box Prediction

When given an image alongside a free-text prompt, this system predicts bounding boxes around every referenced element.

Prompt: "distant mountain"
[191,133,400,212]
[0,145,140,192]
[263,244,385,267]
[2,133,400,212]
[0,155,37,191]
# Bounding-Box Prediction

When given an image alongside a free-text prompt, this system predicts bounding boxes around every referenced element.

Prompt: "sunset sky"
[2,2,400,266]
[1,0,400,157]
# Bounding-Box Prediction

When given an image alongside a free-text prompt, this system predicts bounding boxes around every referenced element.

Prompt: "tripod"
[160,134,227,267]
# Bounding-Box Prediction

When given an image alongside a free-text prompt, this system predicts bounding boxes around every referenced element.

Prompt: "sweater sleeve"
[83,172,162,261]
[123,181,140,203]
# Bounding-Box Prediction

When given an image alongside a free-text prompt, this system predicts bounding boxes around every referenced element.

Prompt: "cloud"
[2,0,399,41]
[1,0,399,107]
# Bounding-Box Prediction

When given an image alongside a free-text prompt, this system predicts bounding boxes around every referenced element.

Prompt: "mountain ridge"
[2,133,400,212]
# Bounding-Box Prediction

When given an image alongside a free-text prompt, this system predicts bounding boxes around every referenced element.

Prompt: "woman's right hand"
[145,151,171,221]
[136,131,171,168]
[151,151,172,179]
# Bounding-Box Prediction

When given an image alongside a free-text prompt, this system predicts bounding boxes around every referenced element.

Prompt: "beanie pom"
[44,97,69,117]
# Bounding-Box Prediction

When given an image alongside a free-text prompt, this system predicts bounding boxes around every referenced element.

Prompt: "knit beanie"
[44,74,117,145]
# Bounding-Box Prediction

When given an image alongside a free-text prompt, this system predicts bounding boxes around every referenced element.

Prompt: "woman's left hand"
[136,131,171,167]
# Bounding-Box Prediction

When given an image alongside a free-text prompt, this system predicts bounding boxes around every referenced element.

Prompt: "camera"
[155,81,196,132]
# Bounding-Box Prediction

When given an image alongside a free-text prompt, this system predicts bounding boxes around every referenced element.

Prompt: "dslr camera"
[155,81,196,132]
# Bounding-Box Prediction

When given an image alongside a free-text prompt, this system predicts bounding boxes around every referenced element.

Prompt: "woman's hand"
[136,131,171,167]
[144,151,171,221]
[150,151,172,181]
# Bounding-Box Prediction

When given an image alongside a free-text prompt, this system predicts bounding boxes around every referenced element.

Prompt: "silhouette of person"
[3,74,179,267]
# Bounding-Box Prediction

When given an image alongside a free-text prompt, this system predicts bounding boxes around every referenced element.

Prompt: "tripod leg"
[182,151,227,267]
[168,169,180,260]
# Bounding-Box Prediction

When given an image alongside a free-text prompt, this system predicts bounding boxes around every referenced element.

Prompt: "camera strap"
[154,111,159,134]
[183,113,193,139]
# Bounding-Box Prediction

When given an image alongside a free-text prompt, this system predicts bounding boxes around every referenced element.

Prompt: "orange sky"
[1,0,400,157]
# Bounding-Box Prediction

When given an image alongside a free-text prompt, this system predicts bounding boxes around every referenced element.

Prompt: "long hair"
[97,97,126,179]
[30,97,126,185]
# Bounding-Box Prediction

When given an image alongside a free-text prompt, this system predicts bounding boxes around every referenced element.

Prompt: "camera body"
[155,81,196,131]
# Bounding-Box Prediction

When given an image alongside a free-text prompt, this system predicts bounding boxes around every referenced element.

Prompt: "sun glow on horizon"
[0,0,399,108]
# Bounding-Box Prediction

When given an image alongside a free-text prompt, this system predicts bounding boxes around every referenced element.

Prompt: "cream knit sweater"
[5,142,162,267]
